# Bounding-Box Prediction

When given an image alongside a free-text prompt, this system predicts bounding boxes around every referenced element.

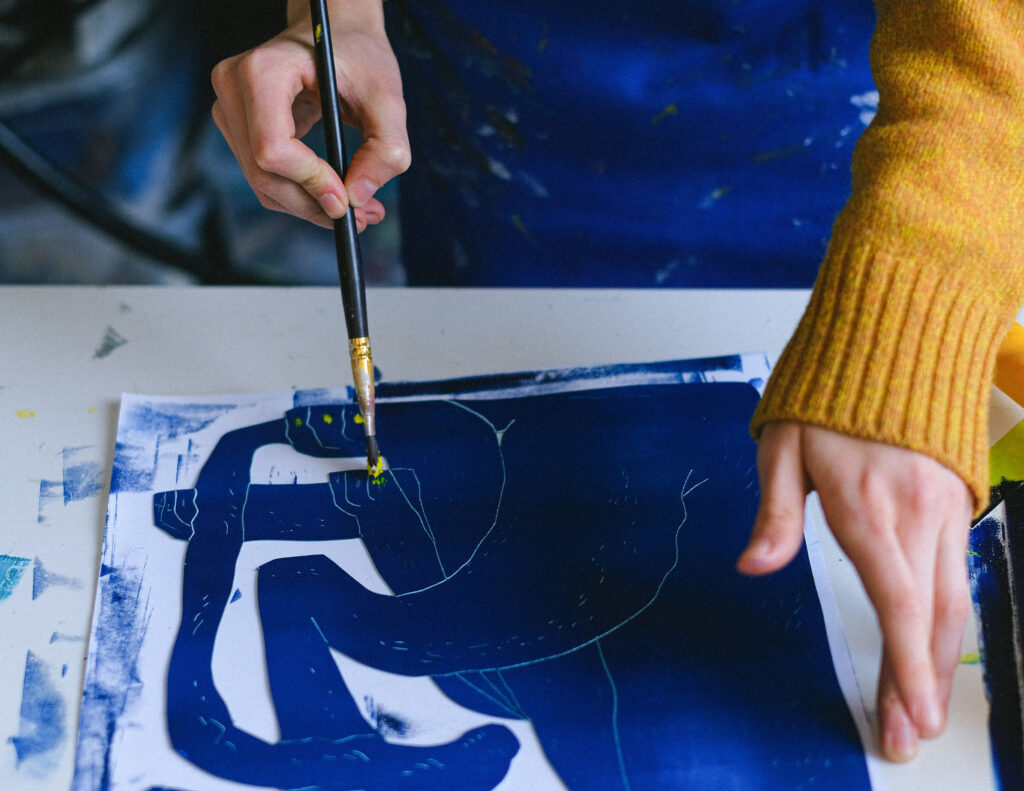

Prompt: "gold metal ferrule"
[348,337,376,437]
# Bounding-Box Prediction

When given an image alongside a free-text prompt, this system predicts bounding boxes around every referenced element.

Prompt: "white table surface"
[0,285,1002,790]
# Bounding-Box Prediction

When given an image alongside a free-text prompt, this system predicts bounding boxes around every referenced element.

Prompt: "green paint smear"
[960,652,982,665]
[0,555,32,601]
[990,419,1024,488]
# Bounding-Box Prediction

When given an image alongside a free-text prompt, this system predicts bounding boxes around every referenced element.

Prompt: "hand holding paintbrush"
[309,0,382,475]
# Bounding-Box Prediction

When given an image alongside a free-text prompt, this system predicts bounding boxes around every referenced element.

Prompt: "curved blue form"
[156,383,870,789]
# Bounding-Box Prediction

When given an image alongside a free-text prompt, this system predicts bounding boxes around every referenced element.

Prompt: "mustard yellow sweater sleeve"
[750,0,1024,513]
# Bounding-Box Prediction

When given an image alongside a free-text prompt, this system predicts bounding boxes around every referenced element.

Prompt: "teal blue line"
[596,638,631,791]
[0,554,31,601]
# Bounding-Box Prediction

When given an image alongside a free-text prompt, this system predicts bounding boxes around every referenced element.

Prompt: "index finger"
[238,48,348,214]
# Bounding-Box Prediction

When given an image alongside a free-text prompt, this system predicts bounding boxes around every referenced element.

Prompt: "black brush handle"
[310,0,368,340]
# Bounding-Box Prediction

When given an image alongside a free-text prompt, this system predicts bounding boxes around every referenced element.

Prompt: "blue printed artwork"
[73,357,871,790]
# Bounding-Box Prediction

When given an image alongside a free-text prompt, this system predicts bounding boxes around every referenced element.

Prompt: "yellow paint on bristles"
[367,455,386,481]
[995,322,1024,409]
[16,409,35,419]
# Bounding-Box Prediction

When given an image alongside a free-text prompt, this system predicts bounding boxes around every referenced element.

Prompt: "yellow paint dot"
[16,410,35,419]
[650,103,678,126]
[294,417,304,426]
[960,652,981,665]
[87,407,96,414]
[322,414,333,424]
[354,414,365,424]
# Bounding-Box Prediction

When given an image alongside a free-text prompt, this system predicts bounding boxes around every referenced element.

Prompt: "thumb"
[738,422,809,576]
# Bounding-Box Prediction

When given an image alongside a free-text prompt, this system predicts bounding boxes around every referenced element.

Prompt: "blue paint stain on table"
[62,447,105,504]
[0,554,31,601]
[33,557,83,600]
[10,651,67,772]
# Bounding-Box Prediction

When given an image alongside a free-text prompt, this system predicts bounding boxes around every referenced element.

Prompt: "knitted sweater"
[750,0,1024,514]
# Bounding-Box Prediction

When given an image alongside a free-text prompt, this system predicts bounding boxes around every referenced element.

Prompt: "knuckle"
[237,48,273,84]
[887,585,926,624]
[378,140,412,174]
[251,139,291,176]
[935,586,970,626]
[210,59,233,94]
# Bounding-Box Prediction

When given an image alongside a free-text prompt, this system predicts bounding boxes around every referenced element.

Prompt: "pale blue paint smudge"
[50,632,83,644]
[9,651,67,771]
[33,558,83,600]
[0,554,31,601]
[37,480,62,524]
[62,447,104,504]
[93,326,128,360]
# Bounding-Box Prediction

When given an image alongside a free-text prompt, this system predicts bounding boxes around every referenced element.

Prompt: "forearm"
[752,0,1024,512]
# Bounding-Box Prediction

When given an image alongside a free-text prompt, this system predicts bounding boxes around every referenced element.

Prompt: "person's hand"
[210,0,410,231]
[738,421,973,763]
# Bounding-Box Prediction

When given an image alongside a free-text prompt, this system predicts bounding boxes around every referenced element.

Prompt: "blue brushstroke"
[63,446,104,504]
[72,546,151,791]
[50,632,84,644]
[37,479,63,524]
[111,403,238,494]
[109,441,157,494]
[229,589,242,603]
[33,558,83,600]
[120,402,236,440]
[9,651,67,771]
[0,554,31,601]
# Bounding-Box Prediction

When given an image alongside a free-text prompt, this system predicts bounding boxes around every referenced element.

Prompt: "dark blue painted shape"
[156,382,869,789]
[162,418,519,790]
[969,481,1024,791]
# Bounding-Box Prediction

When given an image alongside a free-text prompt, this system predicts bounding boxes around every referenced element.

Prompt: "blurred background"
[0,0,876,288]
[0,0,404,286]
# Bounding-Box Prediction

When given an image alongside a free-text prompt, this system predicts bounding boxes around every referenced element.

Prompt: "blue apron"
[388,0,877,286]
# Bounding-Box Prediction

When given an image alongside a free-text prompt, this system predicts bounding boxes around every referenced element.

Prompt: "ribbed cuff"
[750,236,1015,514]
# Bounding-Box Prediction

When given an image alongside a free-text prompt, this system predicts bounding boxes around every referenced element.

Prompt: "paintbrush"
[309,0,382,476]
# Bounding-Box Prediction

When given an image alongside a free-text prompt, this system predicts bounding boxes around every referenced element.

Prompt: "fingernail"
[348,178,379,208]
[883,715,918,762]
[743,538,773,563]
[323,192,346,219]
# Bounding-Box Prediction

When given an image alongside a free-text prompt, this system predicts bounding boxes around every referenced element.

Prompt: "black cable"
[0,118,273,284]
